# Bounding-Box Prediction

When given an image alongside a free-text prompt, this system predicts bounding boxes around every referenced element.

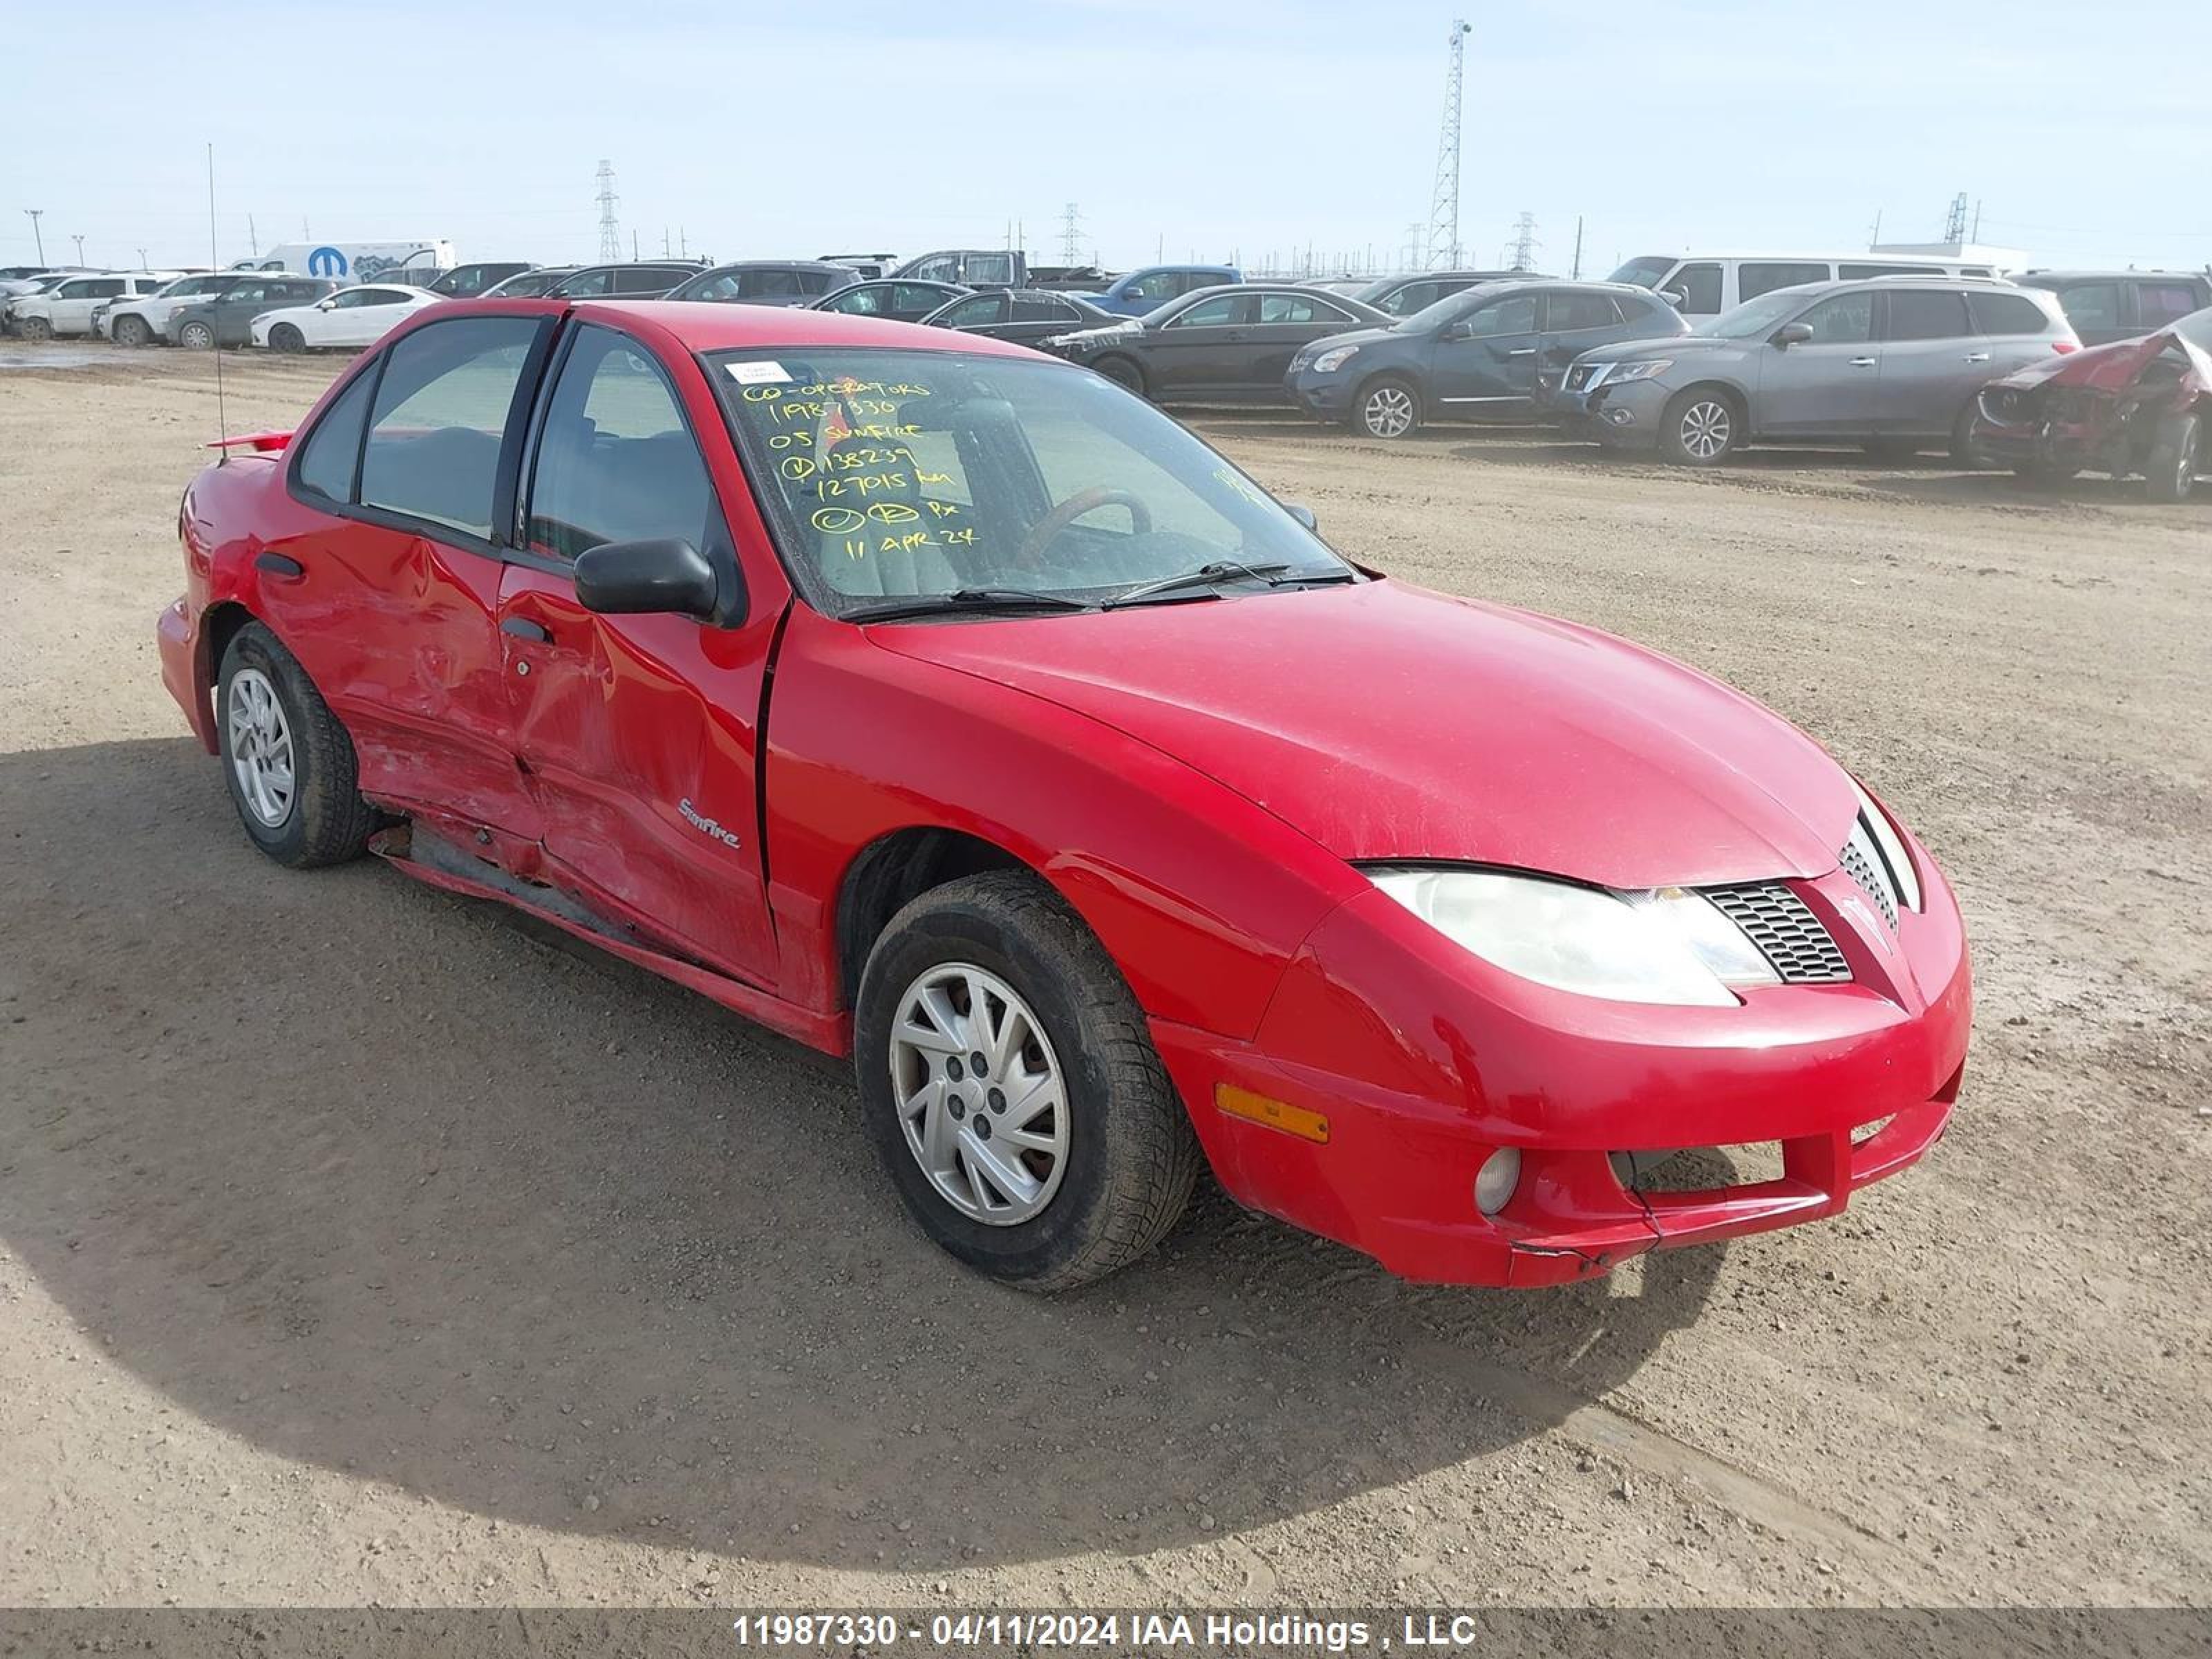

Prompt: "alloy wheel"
[888,962,1069,1226]
[226,667,297,828]
[1680,399,1732,460]
[1362,385,1415,438]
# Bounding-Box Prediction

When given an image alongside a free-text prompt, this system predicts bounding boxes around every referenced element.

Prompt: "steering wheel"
[1013,487,1153,568]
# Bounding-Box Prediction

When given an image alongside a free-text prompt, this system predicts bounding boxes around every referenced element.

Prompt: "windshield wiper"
[843,588,1095,624]
[1104,560,1352,610]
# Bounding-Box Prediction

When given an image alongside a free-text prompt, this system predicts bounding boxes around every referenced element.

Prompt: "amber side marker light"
[1215,1084,1330,1145]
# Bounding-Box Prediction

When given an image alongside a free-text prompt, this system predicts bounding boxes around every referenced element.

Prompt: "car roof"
[566,299,1051,359]
[2016,268,2205,283]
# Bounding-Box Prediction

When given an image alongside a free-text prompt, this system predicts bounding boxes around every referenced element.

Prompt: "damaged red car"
[1973,305,2212,500]
[160,299,1971,1291]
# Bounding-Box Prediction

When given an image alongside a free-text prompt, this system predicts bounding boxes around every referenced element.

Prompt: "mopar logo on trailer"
[305,245,348,278]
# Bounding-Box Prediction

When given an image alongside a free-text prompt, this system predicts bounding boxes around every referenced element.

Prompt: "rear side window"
[2136,281,2203,328]
[1256,294,1329,324]
[292,368,377,503]
[1885,290,1971,341]
[359,317,541,541]
[1545,291,1618,332]
[1012,293,1078,321]
[1967,292,2052,336]
[1672,263,1722,313]
[1740,262,1830,301]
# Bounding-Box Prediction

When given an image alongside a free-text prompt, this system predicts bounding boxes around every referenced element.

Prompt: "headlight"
[1847,778,1922,912]
[1311,345,1361,374]
[1366,868,1779,1006]
[1604,359,1674,382]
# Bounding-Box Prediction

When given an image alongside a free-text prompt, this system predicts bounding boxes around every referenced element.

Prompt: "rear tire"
[113,314,152,348]
[2143,410,2202,503]
[216,623,378,868]
[1659,386,1740,465]
[1353,376,1421,440]
[178,319,216,350]
[268,323,305,354]
[854,870,1200,1291]
[1092,355,1147,397]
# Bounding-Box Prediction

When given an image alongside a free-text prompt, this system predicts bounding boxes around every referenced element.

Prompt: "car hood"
[868,579,1856,888]
[1597,333,1736,362]
[1304,325,1400,355]
[1991,328,2212,394]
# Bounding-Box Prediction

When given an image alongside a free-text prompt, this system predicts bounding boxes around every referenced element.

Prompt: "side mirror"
[1660,289,1687,310]
[1283,503,1319,532]
[1772,321,1814,347]
[573,537,724,620]
[1440,319,1474,341]
[316,297,337,310]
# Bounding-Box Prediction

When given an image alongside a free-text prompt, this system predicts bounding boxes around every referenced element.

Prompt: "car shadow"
[0,737,1721,1570]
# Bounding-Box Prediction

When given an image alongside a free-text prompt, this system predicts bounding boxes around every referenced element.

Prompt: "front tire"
[178,319,216,350]
[20,315,53,342]
[1660,386,1740,465]
[268,323,305,354]
[1353,376,1421,439]
[216,623,377,868]
[113,314,152,348]
[854,871,1199,1291]
[2143,410,2202,503]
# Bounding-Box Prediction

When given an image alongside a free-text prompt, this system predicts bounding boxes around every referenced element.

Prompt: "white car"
[11,271,183,340]
[249,283,440,352]
[100,272,260,347]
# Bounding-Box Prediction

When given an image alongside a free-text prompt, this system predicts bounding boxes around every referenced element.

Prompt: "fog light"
[1474,1148,1521,1217]
[1604,406,1636,427]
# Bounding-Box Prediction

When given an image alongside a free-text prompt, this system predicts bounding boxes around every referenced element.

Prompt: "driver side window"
[1461,294,1538,337]
[1795,292,1874,344]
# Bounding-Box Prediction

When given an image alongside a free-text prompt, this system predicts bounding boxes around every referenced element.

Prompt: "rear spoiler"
[205,431,293,453]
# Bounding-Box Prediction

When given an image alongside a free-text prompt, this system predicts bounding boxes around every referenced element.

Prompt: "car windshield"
[710,348,1351,616]
[1695,290,1811,339]
[1609,256,1676,288]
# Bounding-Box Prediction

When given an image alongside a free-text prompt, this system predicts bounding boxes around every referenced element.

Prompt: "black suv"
[2013,270,2212,346]
[169,276,340,349]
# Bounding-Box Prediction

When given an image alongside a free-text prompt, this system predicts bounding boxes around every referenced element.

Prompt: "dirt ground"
[1,348,2205,1613]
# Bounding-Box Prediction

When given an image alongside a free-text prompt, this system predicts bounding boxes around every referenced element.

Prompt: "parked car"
[251,283,441,351]
[666,261,859,306]
[544,262,707,299]
[807,279,971,324]
[1054,284,1390,403]
[9,271,183,339]
[170,276,341,350]
[893,249,1027,289]
[2010,270,2212,348]
[480,266,577,299]
[1349,269,1526,319]
[100,272,277,346]
[921,288,1123,347]
[818,252,897,280]
[427,262,536,299]
[1608,251,2004,324]
[1289,280,1685,438]
[0,271,88,331]
[1556,278,2077,465]
[1075,265,1241,317]
[158,299,1968,1291]
[1971,306,2212,499]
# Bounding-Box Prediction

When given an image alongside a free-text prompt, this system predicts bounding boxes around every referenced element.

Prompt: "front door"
[498,322,779,984]
[1430,289,1542,413]
[1147,292,1253,396]
[1758,289,1881,436]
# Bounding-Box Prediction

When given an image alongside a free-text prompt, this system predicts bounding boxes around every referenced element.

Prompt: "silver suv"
[1553,277,2078,464]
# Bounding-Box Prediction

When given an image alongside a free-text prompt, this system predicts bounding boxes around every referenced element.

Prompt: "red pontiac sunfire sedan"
[160,299,1971,1291]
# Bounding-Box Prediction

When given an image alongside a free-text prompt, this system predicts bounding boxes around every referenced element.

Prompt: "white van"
[229,241,456,284]
[1608,252,2003,320]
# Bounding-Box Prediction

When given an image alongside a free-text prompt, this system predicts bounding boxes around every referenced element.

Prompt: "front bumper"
[1286,366,1355,420]
[1152,855,1971,1287]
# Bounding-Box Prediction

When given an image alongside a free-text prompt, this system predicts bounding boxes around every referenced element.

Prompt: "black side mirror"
[573,538,727,621]
[1772,321,1814,347]
[1283,503,1318,532]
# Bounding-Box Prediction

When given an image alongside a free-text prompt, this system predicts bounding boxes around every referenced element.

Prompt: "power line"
[595,160,620,262]
[1425,18,1472,270]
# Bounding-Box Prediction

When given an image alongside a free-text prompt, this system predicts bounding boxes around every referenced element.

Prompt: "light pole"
[24,209,44,264]
[71,234,86,265]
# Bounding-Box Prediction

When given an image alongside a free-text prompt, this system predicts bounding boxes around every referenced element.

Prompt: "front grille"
[1700,881,1850,984]
[1840,815,1901,928]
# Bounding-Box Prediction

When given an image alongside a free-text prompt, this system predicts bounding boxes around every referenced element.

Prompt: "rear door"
[1872,288,1980,436]
[1537,288,1629,395]
[997,292,1087,346]
[1230,291,1360,394]
[1429,289,1542,411]
[274,313,552,843]
[497,321,780,982]
[1758,288,1880,435]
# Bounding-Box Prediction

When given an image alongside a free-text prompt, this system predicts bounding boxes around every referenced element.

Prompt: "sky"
[7,0,2209,280]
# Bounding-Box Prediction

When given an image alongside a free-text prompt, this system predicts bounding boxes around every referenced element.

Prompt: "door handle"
[254,551,305,580]
[500,617,552,644]
[1849,357,1877,368]
[1964,351,1991,363]
[1506,347,1537,357]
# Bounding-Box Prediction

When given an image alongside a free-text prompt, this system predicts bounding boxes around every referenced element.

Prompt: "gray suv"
[1553,277,2078,465]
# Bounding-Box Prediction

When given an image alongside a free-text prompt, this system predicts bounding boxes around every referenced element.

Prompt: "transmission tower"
[595,160,621,261]
[1425,19,1472,269]
[1060,203,1082,265]
[1508,211,1539,272]
[1942,190,1969,244]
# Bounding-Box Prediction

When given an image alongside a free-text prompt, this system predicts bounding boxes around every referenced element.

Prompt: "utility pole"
[1868,209,1882,250]
[1060,203,1082,266]
[631,229,639,260]
[1426,18,1472,269]
[247,214,258,257]
[23,209,44,264]
[136,246,148,270]
[662,227,671,257]
[1570,216,1583,280]
[596,160,621,261]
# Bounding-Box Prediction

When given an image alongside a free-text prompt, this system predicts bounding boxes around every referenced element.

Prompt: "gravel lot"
[1,350,2204,1611]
